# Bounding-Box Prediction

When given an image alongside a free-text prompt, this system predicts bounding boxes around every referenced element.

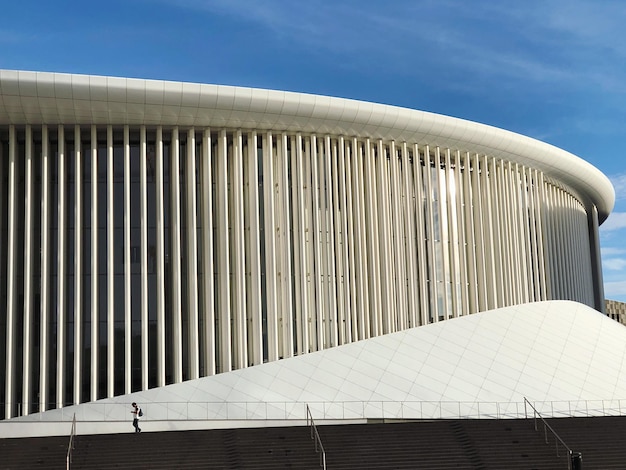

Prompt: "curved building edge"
[0,69,614,221]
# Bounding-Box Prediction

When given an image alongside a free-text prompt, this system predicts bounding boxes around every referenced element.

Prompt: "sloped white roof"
[0,70,614,220]
[17,300,626,426]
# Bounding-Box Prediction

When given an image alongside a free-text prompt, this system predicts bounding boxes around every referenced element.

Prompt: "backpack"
[138,408,143,417]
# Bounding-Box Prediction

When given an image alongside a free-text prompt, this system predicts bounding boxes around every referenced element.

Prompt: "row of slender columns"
[1,125,599,418]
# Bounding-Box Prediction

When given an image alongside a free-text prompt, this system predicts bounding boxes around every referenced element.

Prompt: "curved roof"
[11,301,626,431]
[0,70,614,221]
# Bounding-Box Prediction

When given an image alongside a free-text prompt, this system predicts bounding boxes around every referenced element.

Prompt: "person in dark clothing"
[131,402,142,433]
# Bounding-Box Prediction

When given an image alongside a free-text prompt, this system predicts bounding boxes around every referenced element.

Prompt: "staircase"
[2,416,626,469]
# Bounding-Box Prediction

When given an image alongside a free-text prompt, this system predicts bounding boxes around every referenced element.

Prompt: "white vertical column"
[331,139,346,344]
[294,134,310,353]
[246,132,263,365]
[453,151,469,316]
[499,162,513,305]
[155,127,166,386]
[106,125,115,397]
[509,163,524,303]
[432,148,447,320]
[57,125,67,407]
[555,189,567,298]
[278,134,294,357]
[569,196,579,300]
[528,168,540,301]
[402,143,418,326]
[323,136,338,346]
[217,130,231,372]
[262,132,279,361]
[482,156,497,309]
[390,141,407,329]
[355,143,369,331]
[435,147,448,319]
[477,155,494,310]
[507,163,518,303]
[301,137,318,352]
[74,125,83,404]
[231,130,247,369]
[23,125,33,415]
[5,125,17,418]
[444,149,459,318]
[554,187,566,298]
[289,136,303,354]
[364,139,381,335]
[461,152,478,314]
[337,138,353,342]
[423,147,438,322]
[200,129,215,375]
[553,187,563,298]
[90,125,98,401]
[186,128,200,378]
[123,126,132,393]
[303,137,317,350]
[501,162,512,303]
[354,140,370,337]
[377,140,394,332]
[344,140,359,339]
[522,167,538,302]
[558,188,573,300]
[40,125,50,411]
[563,192,575,299]
[318,138,331,346]
[139,126,149,389]
[471,153,487,312]
[413,145,427,324]
[536,171,550,301]
[517,165,531,302]
[563,194,573,300]
[541,183,555,299]
[309,135,325,349]
[170,128,183,382]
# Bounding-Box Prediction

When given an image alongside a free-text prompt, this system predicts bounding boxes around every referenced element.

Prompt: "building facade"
[0,70,614,420]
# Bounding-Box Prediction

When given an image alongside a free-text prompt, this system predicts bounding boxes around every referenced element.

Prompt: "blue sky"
[3,0,626,300]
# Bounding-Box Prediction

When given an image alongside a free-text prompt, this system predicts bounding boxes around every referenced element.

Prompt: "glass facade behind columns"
[0,124,597,419]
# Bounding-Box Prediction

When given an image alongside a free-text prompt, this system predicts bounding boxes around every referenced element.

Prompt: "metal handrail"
[66,413,76,470]
[306,404,327,470]
[524,398,577,469]
[6,398,626,424]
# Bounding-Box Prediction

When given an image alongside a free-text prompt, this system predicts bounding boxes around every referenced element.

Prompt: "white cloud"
[600,212,626,232]
[604,280,626,297]
[609,174,626,201]
[154,0,624,90]
[602,247,626,257]
[602,258,626,271]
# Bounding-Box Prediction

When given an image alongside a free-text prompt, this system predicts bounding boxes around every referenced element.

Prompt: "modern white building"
[0,70,617,423]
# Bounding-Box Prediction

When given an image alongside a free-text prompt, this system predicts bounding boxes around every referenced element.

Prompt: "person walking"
[131,402,142,433]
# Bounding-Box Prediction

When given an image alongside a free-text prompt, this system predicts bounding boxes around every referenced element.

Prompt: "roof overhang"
[0,70,614,221]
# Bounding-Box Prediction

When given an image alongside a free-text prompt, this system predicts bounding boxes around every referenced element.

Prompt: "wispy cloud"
[610,174,626,201]
[600,212,626,232]
[602,247,626,257]
[603,258,626,271]
[604,280,626,297]
[152,0,626,92]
